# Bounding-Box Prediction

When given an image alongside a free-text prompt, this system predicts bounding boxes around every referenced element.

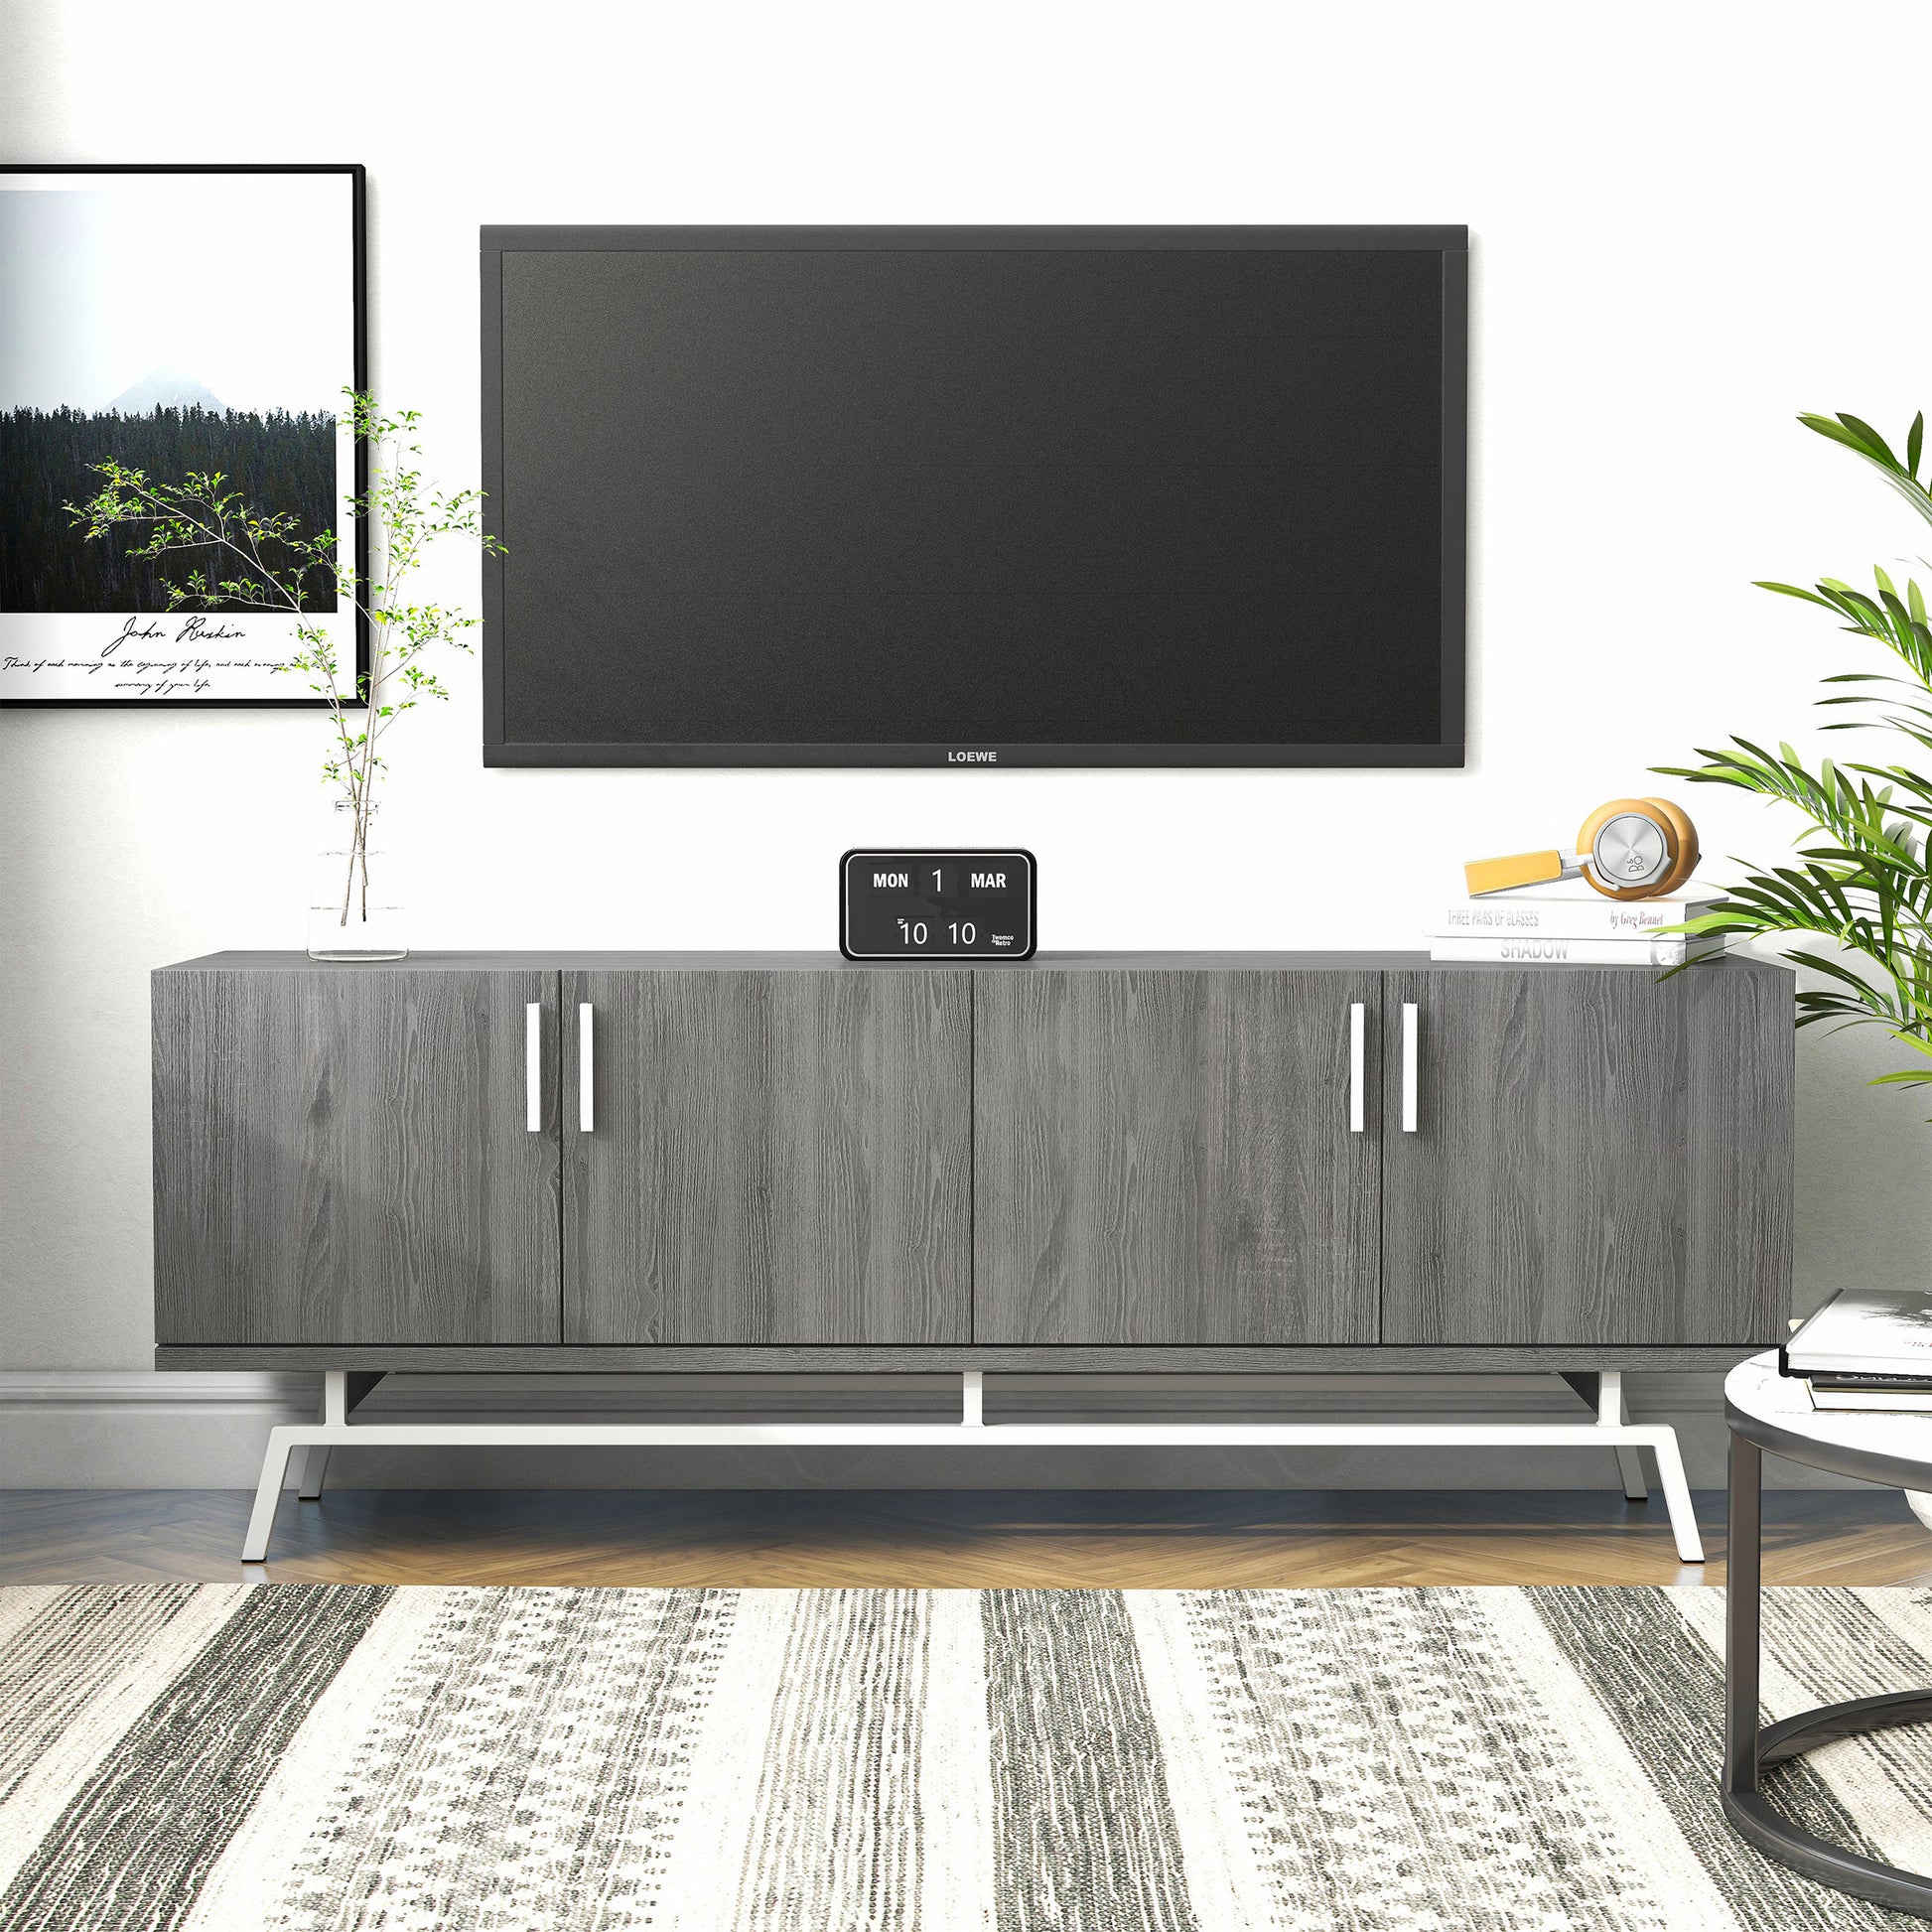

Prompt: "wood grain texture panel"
[973,968,1381,1343]
[157,1343,1772,1373]
[1379,960,1793,1345]
[563,969,971,1343]
[153,968,561,1344]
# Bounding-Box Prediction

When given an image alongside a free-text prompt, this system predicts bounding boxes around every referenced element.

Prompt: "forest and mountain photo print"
[0,167,361,702]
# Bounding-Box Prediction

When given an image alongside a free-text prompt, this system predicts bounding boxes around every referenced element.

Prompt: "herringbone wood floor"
[3,1488,1926,1587]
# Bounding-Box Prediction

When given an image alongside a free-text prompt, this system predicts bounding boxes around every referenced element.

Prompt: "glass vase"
[308,803,406,960]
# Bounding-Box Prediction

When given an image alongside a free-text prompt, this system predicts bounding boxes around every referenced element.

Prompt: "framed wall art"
[0,163,366,706]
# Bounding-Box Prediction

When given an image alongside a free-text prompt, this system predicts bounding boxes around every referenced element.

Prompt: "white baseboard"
[0,1368,1848,1489]
[1,1372,318,1488]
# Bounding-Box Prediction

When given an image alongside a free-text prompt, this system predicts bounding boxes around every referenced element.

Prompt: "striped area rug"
[4,1586,1932,1929]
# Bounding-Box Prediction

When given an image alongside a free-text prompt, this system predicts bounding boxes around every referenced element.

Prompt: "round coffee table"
[1725,1350,1932,1917]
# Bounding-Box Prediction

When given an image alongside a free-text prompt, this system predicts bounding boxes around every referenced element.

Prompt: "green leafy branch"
[68,392,502,929]
[1655,411,1932,1100]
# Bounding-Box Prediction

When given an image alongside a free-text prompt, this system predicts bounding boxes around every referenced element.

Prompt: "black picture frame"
[480,223,1467,769]
[0,162,369,709]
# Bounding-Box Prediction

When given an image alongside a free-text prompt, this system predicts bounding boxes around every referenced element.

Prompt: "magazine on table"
[1783,1289,1932,1410]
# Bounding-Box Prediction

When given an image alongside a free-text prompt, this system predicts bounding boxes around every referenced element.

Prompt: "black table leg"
[1721,1427,1932,1917]
[1724,1431,1761,1799]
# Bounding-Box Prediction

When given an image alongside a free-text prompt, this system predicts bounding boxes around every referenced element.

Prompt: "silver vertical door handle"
[525,1002,542,1132]
[1401,1001,1420,1133]
[1348,1002,1365,1132]
[579,1003,595,1133]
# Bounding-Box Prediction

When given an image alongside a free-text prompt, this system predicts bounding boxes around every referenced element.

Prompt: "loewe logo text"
[947,750,998,763]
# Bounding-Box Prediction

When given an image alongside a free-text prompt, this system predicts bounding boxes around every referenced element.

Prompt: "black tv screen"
[481,226,1465,767]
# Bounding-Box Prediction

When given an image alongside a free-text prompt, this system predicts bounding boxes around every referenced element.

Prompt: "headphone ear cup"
[1575,798,1662,898]
[1641,798,1700,896]
[1575,797,1690,899]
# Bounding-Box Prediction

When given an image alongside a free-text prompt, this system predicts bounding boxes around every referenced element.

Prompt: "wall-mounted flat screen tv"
[481,225,1466,767]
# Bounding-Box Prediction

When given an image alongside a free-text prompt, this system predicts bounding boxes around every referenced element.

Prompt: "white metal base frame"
[242,1366,1704,1564]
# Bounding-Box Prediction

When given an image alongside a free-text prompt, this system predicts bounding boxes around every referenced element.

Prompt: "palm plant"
[1657,410,1932,1101]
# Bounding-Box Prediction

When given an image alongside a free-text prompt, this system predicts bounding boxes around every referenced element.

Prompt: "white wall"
[2,4,1927,1469]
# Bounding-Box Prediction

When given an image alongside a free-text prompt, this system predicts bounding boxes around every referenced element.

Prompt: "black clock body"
[840,850,1036,960]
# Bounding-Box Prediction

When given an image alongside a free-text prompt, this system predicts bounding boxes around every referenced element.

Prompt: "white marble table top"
[1727,1349,1932,1488]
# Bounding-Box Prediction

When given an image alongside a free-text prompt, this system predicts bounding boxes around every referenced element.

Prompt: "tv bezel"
[480,224,1467,768]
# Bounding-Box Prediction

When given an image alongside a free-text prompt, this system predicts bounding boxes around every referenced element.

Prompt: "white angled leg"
[1598,1371,1649,1500]
[961,1369,984,1427]
[293,1379,335,1499]
[297,1447,332,1500]
[1647,1426,1705,1563]
[242,1427,299,1562]
[1595,1371,1620,1425]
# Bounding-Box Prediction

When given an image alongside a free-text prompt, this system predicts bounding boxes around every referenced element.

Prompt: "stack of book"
[1423,883,1723,965]
[1784,1288,1932,1413]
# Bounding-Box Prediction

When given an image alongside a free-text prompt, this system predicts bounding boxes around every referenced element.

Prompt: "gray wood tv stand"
[152,951,1794,1560]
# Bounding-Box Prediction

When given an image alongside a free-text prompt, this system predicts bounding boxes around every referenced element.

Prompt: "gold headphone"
[1465,798,1700,901]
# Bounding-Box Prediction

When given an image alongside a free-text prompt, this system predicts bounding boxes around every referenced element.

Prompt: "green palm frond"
[1656,410,1932,1105]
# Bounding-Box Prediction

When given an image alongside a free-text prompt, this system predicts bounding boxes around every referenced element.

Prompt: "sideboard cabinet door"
[564,969,972,1343]
[973,967,1382,1343]
[153,968,562,1344]
[1379,963,1793,1345]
